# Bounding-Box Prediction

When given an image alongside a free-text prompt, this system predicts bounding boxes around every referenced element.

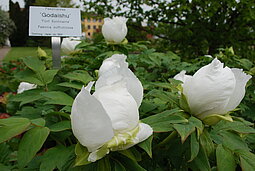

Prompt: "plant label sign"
[29,6,82,37]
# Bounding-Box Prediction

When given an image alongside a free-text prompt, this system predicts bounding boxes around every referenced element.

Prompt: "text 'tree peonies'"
[102,17,128,43]
[71,54,153,162]
[174,58,252,124]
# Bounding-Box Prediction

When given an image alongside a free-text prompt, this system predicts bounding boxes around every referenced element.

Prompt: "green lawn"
[3,47,52,62]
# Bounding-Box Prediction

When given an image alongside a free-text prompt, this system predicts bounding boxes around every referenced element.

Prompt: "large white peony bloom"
[102,17,128,43]
[17,82,37,94]
[61,37,81,54]
[174,58,252,120]
[71,54,153,162]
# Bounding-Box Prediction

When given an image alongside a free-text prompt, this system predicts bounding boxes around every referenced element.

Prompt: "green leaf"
[114,160,126,171]
[46,111,71,120]
[173,119,196,143]
[220,131,249,152]
[148,90,178,105]
[0,164,11,171]
[9,89,44,106]
[179,93,190,113]
[118,148,141,162]
[189,132,199,162]
[48,120,71,132]
[140,101,157,113]
[0,143,11,164]
[138,135,153,158]
[199,130,214,157]
[15,70,44,86]
[41,91,74,106]
[142,109,188,132]
[213,120,255,134]
[16,106,43,119]
[116,155,146,171]
[216,144,236,171]
[41,70,58,85]
[236,58,253,70]
[239,151,255,171]
[40,145,74,171]
[151,82,174,90]
[189,145,211,171]
[0,117,31,143]
[18,127,50,168]
[148,122,174,132]
[31,118,46,127]
[74,143,91,166]
[23,56,45,73]
[58,82,83,90]
[97,157,111,171]
[62,70,93,85]
[189,117,203,135]
[142,109,186,124]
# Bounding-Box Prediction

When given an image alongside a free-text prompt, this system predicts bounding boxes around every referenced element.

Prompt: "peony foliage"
[0,16,254,171]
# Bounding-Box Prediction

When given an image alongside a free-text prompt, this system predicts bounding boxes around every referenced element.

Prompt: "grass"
[3,47,52,62]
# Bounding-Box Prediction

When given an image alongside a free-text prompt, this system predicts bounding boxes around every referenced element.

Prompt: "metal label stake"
[51,37,61,69]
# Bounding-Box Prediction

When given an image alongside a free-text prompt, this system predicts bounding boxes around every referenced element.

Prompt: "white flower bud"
[102,17,128,43]
[174,58,252,120]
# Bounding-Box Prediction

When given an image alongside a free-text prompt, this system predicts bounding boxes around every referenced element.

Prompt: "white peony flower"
[174,58,252,120]
[102,17,128,43]
[61,37,81,54]
[96,54,143,107]
[71,54,152,162]
[17,82,37,94]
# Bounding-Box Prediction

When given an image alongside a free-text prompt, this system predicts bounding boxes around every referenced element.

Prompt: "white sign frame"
[29,6,82,37]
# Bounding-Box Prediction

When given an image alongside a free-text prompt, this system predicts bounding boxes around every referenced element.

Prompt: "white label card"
[29,6,82,37]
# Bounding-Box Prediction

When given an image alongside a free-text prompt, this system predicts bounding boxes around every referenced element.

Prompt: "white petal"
[17,82,37,94]
[116,123,153,150]
[135,123,153,143]
[98,54,128,76]
[93,82,139,133]
[183,58,236,118]
[71,86,114,152]
[61,38,81,54]
[173,70,192,84]
[96,54,143,107]
[84,81,95,92]
[223,68,252,112]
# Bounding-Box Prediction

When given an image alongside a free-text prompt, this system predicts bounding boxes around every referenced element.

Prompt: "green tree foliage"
[33,0,75,7]
[0,9,15,46]
[9,1,28,46]
[83,0,255,60]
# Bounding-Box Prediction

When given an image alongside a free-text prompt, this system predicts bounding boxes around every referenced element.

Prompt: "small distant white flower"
[61,37,81,54]
[102,17,128,43]
[174,58,252,120]
[17,82,37,94]
[204,55,212,58]
[71,54,152,162]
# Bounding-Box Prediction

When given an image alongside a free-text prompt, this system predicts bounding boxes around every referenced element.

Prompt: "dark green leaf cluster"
[83,0,255,60]
[0,40,254,170]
